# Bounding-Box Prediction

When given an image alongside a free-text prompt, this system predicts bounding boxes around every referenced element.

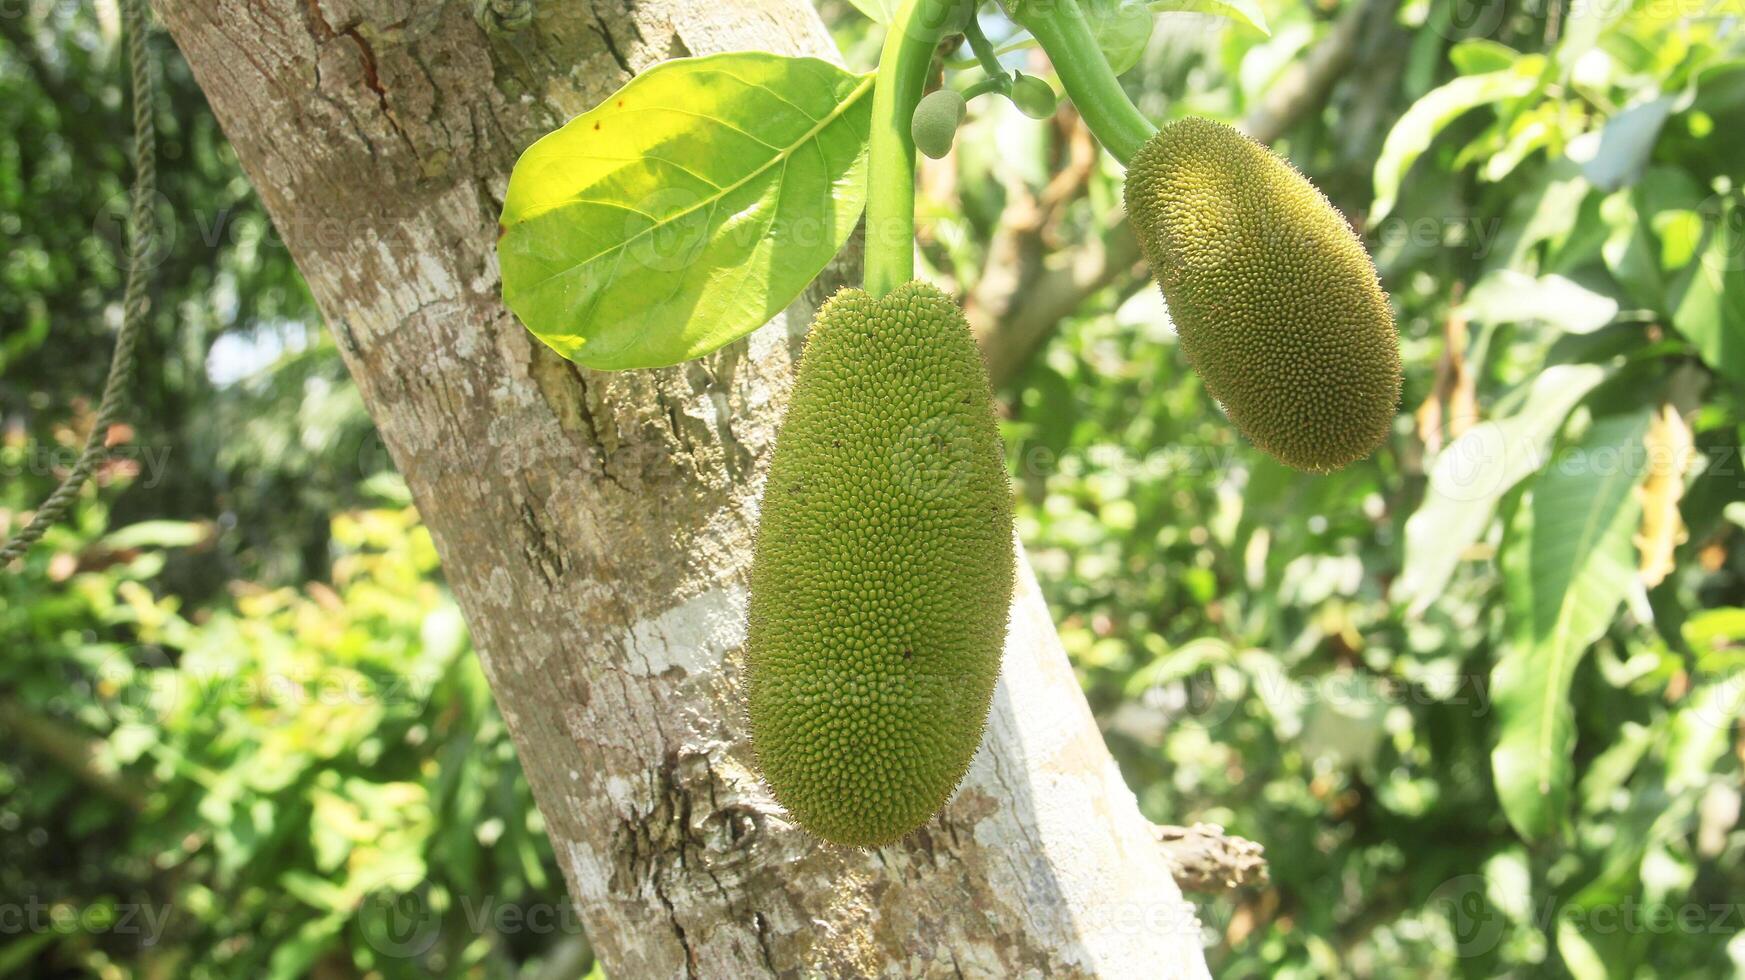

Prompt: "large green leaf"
[1393,363,1607,614]
[498,53,874,370]
[1371,60,1544,220]
[1491,410,1652,841]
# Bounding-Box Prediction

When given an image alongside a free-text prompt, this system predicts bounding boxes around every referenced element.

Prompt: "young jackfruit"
[911,89,966,160]
[1009,73,1057,119]
[1125,117,1401,472]
[746,281,1014,848]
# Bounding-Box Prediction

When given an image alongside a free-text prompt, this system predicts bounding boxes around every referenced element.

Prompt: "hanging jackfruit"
[911,89,966,160]
[746,280,1014,848]
[1125,117,1401,472]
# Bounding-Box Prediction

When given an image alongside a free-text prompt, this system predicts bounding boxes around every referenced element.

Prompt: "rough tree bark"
[152,1,1212,975]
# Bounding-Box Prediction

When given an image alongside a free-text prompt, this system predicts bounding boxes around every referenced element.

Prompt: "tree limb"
[1153,822,1269,893]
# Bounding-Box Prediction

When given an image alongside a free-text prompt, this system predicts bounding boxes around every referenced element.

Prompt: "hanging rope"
[1,0,157,568]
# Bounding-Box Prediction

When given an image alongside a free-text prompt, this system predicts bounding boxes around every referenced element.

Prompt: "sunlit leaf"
[1578,721,1652,814]
[1557,918,1610,980]
[1449,39,1520,76]
[1087,0,1156,74]
[1600,191,1665,310]
[1683,607,1745,661]
[1492,411,1652,841]
[1666,678,1745,794]
[1150,0,1268,36]
[1372,60,1544,220]
[499,53,874,370]
[102,519,211,550]
[1393,364,1607,614]
[1462,270,1619,334]
[1568,96,1675,192]
[1672,197,1745,385]
[843,0,899,23]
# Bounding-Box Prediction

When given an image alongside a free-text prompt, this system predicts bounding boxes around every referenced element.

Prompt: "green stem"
[962,74,1010,100]
[1012,0,1156,165]
[961,15,1006,79]
[865,0,953,297]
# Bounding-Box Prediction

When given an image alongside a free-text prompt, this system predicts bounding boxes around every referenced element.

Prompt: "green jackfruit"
[1125,117,1401,472]
[746,281,1014,848]
[911,89,966,160]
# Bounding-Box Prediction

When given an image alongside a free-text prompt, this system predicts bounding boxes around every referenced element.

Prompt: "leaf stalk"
[1012,0,1156,165]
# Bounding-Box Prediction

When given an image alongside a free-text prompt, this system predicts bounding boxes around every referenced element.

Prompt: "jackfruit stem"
[1013,0,1155,165]
[962,16,1007,84]
[866,0,953,298]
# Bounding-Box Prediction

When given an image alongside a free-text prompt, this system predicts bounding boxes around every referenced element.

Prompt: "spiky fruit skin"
[1125,117,1402,472]
[746,281,1014,848]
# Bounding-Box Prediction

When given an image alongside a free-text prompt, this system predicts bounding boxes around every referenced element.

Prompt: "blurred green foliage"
[1,7,577,976]
[3,0,1743,978]
[0,484,581,977]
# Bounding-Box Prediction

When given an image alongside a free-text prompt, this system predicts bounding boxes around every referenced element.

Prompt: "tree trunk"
[151,1,1211,975]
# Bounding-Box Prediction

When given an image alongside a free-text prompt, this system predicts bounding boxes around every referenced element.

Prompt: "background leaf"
[498,53,873,370]
[1086,0,1156,74]
[1462,270,1620,334]
[1150,0,1269,36]
[1671,197,1745,386]
[1491,410,1652,840]
[1570,95,1676,192]
[1393,363,1607,613]
[842,0,899,23]
[1372,61,1544,220]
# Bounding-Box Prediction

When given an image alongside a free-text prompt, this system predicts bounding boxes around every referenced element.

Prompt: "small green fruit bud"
[911,89,967,160]
[1010,74,1057,119]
